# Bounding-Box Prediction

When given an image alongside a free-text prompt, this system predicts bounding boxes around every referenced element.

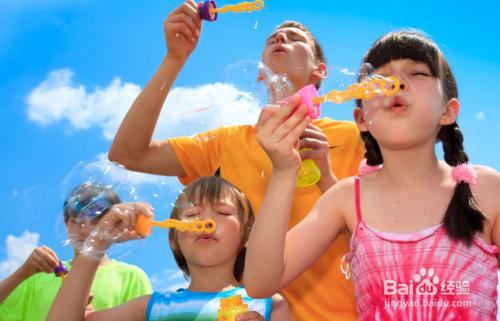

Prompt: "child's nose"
[392,73,409,92]
[274,32,287,43]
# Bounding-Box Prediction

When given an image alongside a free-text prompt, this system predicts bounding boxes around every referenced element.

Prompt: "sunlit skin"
[173,196,244,291]
[244,56,500,301]
[261,27,324,95]
[356,59,458,151]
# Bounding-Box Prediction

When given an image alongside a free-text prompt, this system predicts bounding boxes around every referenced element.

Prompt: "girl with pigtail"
[245,30,500,320]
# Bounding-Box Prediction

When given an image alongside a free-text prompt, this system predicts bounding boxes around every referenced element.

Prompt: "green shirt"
[0,260,152,321]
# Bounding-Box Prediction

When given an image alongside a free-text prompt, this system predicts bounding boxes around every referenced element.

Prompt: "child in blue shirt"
[47,176,289,321]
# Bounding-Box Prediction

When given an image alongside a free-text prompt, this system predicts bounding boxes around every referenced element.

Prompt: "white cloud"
[26,69,261,140]
[150,268,189,292]
[475,111,486,121]
[26,69,141,140]
[0,231,40,279]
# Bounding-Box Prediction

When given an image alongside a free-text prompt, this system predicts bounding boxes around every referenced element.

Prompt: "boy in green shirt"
[0,183,152,321]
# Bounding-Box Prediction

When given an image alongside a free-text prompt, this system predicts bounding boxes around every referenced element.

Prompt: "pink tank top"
[346,177,499,320]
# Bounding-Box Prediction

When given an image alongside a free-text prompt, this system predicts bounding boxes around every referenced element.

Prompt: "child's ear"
[354,107,369,132]
[439,98,460,125]
[312,62,327,81]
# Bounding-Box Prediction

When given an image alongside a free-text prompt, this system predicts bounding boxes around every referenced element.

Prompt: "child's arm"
[108,0,202,176]
[476,166,500,266]
[245,97,348,298]
[0,246,59,304]
[46,203,153,321]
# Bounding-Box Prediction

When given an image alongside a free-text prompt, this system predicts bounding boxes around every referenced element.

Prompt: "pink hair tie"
[451,163,477,185]
[358,159,383,176]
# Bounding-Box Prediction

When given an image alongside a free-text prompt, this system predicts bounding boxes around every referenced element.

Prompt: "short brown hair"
[275,21,327,89]
[169,176,254,281]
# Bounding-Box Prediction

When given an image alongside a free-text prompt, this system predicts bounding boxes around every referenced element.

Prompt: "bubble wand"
[135,215,216,237]
[198,0,264,21]
[291,76,400,187]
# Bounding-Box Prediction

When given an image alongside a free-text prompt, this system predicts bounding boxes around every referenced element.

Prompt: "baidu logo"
[384,268,440,296]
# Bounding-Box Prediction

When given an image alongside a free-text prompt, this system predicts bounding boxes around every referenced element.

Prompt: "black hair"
[357,31,485,245]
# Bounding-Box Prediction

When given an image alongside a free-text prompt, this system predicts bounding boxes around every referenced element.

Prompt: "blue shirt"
[147,286,272,321]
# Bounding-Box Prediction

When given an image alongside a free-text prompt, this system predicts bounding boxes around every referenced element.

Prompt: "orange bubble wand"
[135,215,216,237]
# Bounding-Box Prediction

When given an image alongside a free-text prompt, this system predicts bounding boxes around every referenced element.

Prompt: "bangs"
[172,176,237,218]
[363,31,441,78]
[187,178,234,207]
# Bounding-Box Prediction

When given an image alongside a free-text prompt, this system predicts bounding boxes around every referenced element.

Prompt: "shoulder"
[314,118,360,134]
[323,176,357,199]
[198,125,254,138]
[472,165,500,210]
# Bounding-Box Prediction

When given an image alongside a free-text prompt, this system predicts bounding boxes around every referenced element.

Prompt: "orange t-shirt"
[169,118,365,321]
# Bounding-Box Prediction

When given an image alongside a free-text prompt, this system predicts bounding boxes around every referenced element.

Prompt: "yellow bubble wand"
[293,76,399,187]
[135,215,216,237]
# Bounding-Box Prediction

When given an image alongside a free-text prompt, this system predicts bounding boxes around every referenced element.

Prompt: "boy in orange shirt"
[108,1,364,320]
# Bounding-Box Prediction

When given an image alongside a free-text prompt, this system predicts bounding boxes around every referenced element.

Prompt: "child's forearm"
[108,54,186,166]
[245,169,297,297]
[0,264,32,304]
[46,255,100,321]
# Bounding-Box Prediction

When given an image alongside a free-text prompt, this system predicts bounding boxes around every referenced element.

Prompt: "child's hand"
[256,95,311,174]
[86,203,154,254]
[164,0,202,61]
[236,311,266,321]
[299,123,338,192]
[20,246,60,277]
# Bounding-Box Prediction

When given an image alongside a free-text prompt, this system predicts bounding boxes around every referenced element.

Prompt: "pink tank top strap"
[354,176,363,223]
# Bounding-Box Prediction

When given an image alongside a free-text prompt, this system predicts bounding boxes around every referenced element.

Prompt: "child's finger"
[261,95,301,133]
[39,246,60,268]
[273,104,308,142]
[167,21,196,42]
[174,12,199,35]
[235,311,265,321]
[32,253,55,273]
[300,125,328,141]
[182,0,202,28]
[280,115,311,148]
[299,137,329,151]
[256,105,279,129]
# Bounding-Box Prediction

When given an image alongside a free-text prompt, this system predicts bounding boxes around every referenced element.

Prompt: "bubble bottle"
[218,294,249,321]
[294,85,322,188]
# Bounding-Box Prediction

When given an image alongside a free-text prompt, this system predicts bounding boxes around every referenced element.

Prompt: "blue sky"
[1,0,499,301]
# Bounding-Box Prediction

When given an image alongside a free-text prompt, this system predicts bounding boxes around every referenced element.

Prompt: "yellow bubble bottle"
[296,147,321,188]
[218,294,248,321]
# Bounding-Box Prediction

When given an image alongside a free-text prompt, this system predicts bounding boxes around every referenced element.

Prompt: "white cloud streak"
[0,231,40,279]
[26,69,261,140]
